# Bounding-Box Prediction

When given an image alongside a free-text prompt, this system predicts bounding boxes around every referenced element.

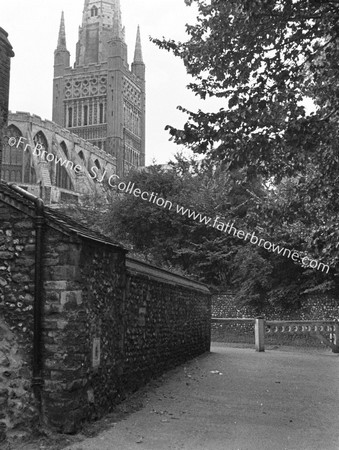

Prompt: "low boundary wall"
[211,318,339,350]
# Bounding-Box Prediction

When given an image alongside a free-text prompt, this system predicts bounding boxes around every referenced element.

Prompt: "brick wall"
[0,28,14,168]
[0,192,211,438]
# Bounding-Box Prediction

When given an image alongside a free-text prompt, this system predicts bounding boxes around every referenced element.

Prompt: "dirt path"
[10,345,339,450]
[55,345,338,450]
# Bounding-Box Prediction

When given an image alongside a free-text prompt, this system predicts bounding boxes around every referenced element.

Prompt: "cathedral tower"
[52,0,145,176]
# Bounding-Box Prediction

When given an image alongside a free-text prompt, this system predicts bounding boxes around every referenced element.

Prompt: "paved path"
[64,345,339,450]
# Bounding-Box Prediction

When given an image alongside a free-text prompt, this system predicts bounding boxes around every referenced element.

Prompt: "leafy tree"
[62,1,339,309]
[103,157,324,310]
[60,156,334,310]
[106,157,264,287]
[151,0,339,274]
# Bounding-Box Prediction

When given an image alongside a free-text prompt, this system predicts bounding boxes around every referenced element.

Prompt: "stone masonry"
[0,181,211,439]
[212,292,339,346]
[0,27,14,168]
[0,195,38,442]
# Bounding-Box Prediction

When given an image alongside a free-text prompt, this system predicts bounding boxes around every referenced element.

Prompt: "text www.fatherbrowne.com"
[7,135,328,275]
[114,180,330,274]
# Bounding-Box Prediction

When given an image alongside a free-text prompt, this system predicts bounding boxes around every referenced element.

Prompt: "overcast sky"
[1,0,222,164]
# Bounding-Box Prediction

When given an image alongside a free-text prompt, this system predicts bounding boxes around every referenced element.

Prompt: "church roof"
[0,181,126,251]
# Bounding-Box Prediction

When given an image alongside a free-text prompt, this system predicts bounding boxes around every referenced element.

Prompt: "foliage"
[60,158,336,309]
[58,189,113,235]
[152,0,339,175]
[62,0,339,309]
[99,157,333,309]
[151,0,339,275]
[105,158,264,287]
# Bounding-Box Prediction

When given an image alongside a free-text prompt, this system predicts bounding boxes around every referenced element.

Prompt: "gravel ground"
[7,344,339,450]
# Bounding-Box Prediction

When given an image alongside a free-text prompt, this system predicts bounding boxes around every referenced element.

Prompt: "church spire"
[132,26,145,81]
[133,26,143,63]
[57,11,67,50]
[54,11,70,82]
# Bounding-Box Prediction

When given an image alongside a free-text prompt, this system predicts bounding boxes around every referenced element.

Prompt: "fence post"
[332,321,339,353]
[255,317,265,352]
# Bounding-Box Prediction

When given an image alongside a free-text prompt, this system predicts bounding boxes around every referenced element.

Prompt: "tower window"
[99,103,104,124]
[84,105,88,126]
[91,6,98,17]
[68,107,73,127]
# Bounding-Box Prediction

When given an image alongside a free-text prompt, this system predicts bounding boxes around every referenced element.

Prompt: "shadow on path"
[12,345,339,450]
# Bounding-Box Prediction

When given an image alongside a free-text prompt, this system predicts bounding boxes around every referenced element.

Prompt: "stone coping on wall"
[126,257,211,294]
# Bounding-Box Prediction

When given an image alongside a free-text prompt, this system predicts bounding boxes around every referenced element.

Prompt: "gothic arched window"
[60,141,68,159]
[78,150,85,163]
[91,5,98,17]
[54,140,73,190]
[55,164,73,191]
[33,131,48,157]
[23,151,37,185]
[2,125,24,182]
